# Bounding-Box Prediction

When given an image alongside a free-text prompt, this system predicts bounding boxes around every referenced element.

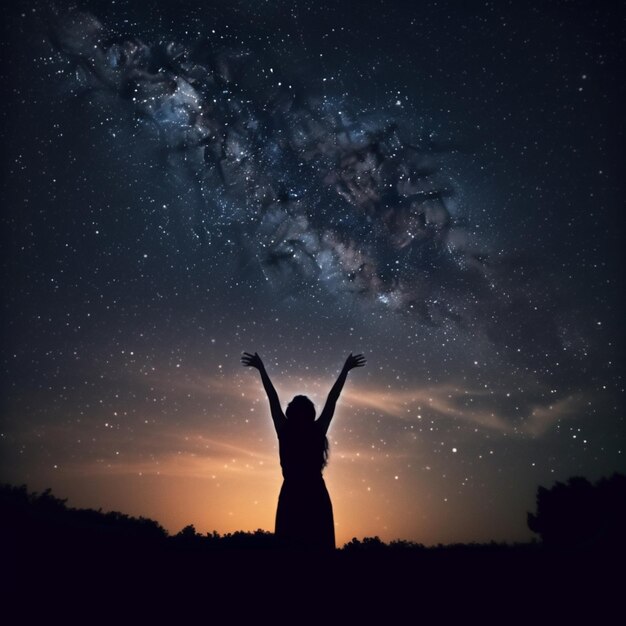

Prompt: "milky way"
[51,10,512,326]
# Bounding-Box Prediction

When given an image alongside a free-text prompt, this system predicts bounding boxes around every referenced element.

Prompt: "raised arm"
[241,352,286,434]
[317,353,366,435]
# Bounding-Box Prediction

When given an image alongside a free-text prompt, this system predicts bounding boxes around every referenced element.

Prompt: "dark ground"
[2,483,622,621]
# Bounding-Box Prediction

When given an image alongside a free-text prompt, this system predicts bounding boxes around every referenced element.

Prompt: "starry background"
[1,0,624,545]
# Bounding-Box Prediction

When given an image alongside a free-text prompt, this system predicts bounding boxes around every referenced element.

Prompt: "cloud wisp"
[342,384,584,436]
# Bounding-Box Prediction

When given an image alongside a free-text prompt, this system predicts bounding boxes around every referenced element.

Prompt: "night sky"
[1,0,624,546]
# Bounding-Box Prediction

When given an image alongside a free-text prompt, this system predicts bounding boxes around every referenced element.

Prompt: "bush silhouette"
[3,476,624,558]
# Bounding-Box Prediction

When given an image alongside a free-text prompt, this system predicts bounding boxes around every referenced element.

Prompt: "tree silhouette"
[528,473,626,551]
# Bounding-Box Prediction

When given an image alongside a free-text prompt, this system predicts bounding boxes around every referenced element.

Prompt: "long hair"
[285,395,329,468]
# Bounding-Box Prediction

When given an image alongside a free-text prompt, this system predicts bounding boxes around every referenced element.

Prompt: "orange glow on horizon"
[1,375,575,546]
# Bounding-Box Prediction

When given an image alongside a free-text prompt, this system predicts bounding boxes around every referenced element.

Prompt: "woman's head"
[286,395,316,423]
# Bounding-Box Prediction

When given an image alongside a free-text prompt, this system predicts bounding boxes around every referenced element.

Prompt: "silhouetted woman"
[241,352,366,550]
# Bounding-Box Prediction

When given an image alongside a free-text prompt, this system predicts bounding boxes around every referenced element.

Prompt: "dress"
[275,421,335,550]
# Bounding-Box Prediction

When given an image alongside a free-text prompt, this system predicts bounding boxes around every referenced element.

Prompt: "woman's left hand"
[241,352,264,370]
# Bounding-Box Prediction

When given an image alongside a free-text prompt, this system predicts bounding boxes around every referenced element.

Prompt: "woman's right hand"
[241,352,264,370]
[343,353,366,372]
